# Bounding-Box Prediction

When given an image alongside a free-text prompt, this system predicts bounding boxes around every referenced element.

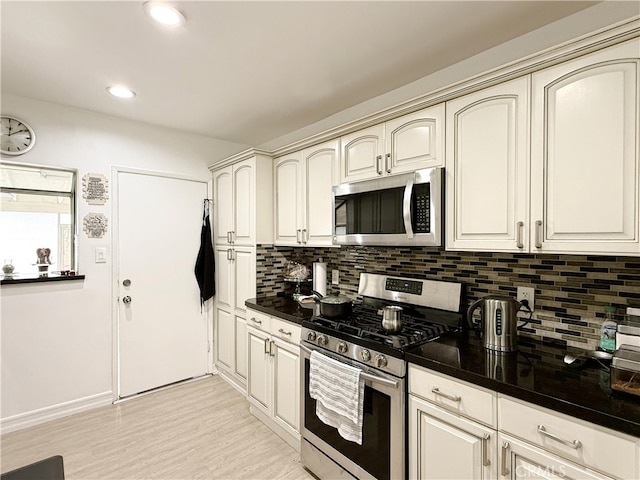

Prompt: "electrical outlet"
[517,286,535,311]
[331,269,339,285]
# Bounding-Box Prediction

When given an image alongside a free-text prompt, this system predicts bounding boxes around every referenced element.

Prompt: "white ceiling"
[0,1,621,148]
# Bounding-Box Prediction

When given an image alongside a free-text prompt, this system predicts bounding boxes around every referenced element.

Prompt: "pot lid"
[320,294,351,304]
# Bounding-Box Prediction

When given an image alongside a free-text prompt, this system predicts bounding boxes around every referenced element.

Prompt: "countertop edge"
[406,352,640,439]
[245,298,310,325]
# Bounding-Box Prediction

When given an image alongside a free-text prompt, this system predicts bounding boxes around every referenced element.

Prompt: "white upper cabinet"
[274,139,339,246]
[340,104,444,183]
[446,77,530,252]
[274,151,303,246]
[447,38,640,256]
[530,39,639,255]
[212,153,273,247]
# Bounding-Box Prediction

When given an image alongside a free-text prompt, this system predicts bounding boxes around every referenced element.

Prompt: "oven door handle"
[403,175,414,239]
[300,343,399,389]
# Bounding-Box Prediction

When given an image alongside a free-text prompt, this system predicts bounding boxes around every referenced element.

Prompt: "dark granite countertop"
[406,333,640,438]
[245,296,316,325]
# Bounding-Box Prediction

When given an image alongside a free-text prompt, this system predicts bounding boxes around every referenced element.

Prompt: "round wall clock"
[1,116,36,155]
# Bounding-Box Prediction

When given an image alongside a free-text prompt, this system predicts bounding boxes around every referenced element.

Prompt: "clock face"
[1,116,36,155]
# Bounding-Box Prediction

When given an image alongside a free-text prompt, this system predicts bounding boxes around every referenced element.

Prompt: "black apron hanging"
[195,199,215,306]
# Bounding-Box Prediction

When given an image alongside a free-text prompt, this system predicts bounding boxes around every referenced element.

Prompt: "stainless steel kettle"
[467,295,523,352]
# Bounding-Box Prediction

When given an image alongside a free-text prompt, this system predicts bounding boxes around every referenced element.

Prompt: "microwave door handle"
[403,176,415,238]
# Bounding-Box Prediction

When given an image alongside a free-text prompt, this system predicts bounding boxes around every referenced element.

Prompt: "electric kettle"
[467,295,524,352]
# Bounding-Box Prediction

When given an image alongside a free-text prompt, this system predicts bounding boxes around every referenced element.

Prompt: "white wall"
[0,94,247,431]
[258,1,640,152]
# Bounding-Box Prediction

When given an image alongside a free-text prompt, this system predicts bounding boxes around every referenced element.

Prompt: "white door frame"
[111,165,213,401]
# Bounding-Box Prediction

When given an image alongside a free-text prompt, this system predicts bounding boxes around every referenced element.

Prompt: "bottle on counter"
[600,306,618,353]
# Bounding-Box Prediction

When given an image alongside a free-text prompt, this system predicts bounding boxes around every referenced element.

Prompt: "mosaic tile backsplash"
[256,245,640,351]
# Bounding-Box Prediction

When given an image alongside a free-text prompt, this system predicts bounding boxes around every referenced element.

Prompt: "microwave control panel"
[414,184,431,233]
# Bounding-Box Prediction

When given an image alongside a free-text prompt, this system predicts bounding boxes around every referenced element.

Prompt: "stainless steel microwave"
[332,167,443,246]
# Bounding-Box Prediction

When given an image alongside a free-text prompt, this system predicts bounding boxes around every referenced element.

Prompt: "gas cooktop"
[304,303,460,351]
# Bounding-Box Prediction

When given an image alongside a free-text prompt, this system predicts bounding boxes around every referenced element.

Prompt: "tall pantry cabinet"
[210,150,273,392]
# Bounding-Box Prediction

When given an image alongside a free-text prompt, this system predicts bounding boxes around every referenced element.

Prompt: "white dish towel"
[309,350,365,445]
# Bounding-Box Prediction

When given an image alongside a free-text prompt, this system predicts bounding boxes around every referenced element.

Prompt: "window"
[1,162,76,277]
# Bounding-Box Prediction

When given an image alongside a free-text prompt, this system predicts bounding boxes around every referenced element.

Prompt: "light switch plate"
[95,247,107,263]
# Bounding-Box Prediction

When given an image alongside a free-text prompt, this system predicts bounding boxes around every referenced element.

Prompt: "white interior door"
[116,170,209,398]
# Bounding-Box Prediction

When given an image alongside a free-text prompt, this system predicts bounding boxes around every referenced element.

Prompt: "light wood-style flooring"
[1,375,315,480]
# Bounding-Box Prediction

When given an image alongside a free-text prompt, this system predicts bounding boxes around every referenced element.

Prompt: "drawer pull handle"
[501,442,510,476]
[264,338,270,355]
[251,317,262,325]
[482,433,490,466]
[537,425,582,450]
[431,387,461,402]
[278,328,292,336]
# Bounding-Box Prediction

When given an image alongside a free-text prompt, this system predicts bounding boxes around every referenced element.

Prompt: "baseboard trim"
[1,391,113,435]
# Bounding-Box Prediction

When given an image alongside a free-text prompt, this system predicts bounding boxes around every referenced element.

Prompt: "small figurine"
[37,248,52,265]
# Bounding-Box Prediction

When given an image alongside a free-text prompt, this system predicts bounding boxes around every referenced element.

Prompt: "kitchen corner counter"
[245,296,316,325]
[406,334,640,438]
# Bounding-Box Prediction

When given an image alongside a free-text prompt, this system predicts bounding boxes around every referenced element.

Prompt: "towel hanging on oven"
[308,350,364,445]
[194,199,215,306]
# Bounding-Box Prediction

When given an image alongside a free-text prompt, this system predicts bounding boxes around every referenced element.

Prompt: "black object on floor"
[1,455,64,480]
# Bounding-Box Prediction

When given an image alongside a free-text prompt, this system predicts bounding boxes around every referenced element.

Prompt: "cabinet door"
[531,39,640,255]
[272,338,300,434]
[410,395,496,479]
[303,139,339,246]
[274,153,303,246]
[247,326,271,411]
[215,307,234,372]
[213,166,233,245]
[499,434,615,480]
[340,124,384,183]
[233,247,255,314]
[233,159,255,245]
[385,104,445,174]
[214,246,233,309]
[235,315,247,380]
[446,77,530,252]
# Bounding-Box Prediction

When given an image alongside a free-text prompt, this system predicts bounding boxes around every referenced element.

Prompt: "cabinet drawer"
[409,365,497,427]
[270,317,301,344]
[247,310,270,332]
[498,395,639,479]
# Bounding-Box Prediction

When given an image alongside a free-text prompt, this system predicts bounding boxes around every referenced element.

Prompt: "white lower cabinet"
[409,364,498,479]
[498,433,614,480]
[498,395,639,480]
[246,309,301,450]
[409,365,640,480]
[409,395,497,479]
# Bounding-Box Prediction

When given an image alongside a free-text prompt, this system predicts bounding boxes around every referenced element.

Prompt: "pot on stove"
[380,305,403,333]
[313,291,353,318]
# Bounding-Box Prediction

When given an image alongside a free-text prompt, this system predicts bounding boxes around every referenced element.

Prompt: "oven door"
[300,343,405,480]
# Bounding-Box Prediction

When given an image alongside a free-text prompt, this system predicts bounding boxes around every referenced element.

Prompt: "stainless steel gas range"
[300,273,463,480]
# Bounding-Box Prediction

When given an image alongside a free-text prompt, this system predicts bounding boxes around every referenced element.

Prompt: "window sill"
[1,274,85,285]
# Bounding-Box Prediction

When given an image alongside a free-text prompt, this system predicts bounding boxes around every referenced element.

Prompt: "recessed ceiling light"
[106,86,136,99]
[143,2,186,27]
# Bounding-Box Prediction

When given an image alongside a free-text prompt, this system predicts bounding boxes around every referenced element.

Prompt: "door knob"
[122,296,132,304]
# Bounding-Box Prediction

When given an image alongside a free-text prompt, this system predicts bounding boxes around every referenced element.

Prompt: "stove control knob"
[317,334,328,346]
[360,349,371,362]
[375,354,388,368]
[337,342,348,354]
[306,331,317,342]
